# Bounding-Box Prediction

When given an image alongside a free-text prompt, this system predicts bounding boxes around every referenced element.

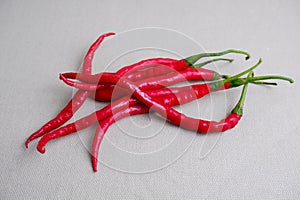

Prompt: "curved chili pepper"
[26,63,212,147]
[70,58,233,102]
[62,67,221,85]
[58,49,249,93]
[113,59,294,134]
[25,31,295,175]
[36,79,234,153]
[91,105,149,172]
[37,66,293,172]
[25,32,115,148]
[90,72,254,172]
[89,69,292,171]
[111,61,259,133]
[26,33,173,147]
[26,37,247,147]
[118,49,249,75]
[37,73,266,154]
[60,67,223,91]
[63,58,233,84]
[59,59,258,93]
[60,60,258,134]
[61,49,248,92]
[60,48,250,90]
[54,59,287,141]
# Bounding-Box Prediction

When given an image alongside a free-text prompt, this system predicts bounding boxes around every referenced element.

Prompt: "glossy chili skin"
[60,60,179,90]
[36,80,235,153]
[91,84,184,102]
[25,36,190,147]
[91,105,149,172]
[25,32,296,174]
[85,71,296,171]
[62,67,219,86]
[27,44,250,147]
[116,58,179,75]
[116,48,250,75]
[62,67,220,102]
[60,67,220,92]
[90,77,230,102]
[78,74,243,133]
[58,49,250,103]
[91,80,232,172]
[34,52,252,152]
[125,64,180,81]
[133,83,241,133]
[24,32,115,148]
[90,103,240,171]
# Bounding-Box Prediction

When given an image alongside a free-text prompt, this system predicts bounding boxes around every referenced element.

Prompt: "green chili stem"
[247,75,294,83]
[184,49,250,65]
[229,74,293,88]
[232,71,253,115]
[208,59,261,91]
[223,59,262,84]
[193,58,233,68]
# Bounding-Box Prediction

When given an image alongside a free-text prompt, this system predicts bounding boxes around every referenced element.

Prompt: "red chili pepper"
[26,37,247,147]
[57,48,250,93]
[35,66,294,173]
[60,67,223,91]
[61,60,258,135]
[112,59,294,135]
[109,61,259,133]
[121,49,249,74]
[62,67,221,85]
[59,49,250,91]
[25,32,115,148]
[35,79,234,153]
[36,72,260,154]
[25,32,295,174]
[90,75,252,172]
[62,58,233,85]
[91,105,149,172]
[26,33,174,147]
[126,58,233,82]
[68,58,233,102]
[37,58,292,153]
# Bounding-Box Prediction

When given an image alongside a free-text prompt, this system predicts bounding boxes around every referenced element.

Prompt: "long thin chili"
[26,45,248,146]
[25,32,295,174]
[36,69,293,154]
[91,71,255,171]
[24,32,115,148]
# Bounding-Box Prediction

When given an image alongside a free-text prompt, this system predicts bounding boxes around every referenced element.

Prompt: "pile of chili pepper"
[25,32,294,172]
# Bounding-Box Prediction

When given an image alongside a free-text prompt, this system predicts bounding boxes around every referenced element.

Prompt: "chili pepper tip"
[37,146,46,154]
[59,73,64,80]
[105,32,116,36]
[59,74,76,87]
[92,157,98,172]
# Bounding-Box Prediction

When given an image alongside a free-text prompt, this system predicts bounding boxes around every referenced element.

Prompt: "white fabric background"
[1,0,299,199]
